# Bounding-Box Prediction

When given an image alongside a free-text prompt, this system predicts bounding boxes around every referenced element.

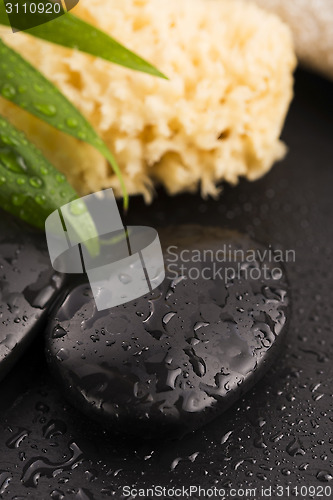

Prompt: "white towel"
[249,0,333,80]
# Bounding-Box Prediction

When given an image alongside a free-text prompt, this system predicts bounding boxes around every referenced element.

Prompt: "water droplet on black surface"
[0,470,11,494]
[21,442,83,487]
[35,402,49,413]
[316,470,333,482]
[286,436,306,457]
[42,420,67,439]
[221,430,233,445]
[50,490,65,500]
[6,427,29,449]
[75,488,94,500]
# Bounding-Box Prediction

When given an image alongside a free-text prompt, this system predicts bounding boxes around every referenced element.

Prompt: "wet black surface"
[45,227,289,438]
[0,69,332,498]
[0,211,64,382]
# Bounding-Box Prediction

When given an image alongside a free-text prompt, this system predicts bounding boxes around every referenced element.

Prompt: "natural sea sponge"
[0,0,296,201]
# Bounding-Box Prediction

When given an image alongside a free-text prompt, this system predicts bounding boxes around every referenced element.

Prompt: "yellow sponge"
[0,0,296,200]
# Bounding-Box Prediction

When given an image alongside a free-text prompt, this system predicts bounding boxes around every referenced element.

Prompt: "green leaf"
[0,1,166,79]
[30,13,167,78]
[0,38,128,210]
[0,114,99,256]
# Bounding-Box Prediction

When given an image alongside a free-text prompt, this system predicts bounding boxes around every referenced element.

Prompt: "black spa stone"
[0,210,64,381]
[45,226,290,437]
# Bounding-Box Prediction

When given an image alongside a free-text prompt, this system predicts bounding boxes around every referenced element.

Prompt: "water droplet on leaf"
[12,194,26,206]
[2,83,16,99]
[40,166,48,175]
[56,174,66,184]
[29,176,43,188]
[35,194,46,205]
[33,103,57,117]
[66,118,78,128]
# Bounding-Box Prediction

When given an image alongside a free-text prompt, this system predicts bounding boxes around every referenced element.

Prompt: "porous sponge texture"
[0,0,296,200]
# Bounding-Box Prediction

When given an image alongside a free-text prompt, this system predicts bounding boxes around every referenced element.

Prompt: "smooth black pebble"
[45,226,290,438]
[0,210,64,380]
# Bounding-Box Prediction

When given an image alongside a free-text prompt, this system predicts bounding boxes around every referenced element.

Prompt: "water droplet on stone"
[118,273,131,284]
[52,326,67,339]
[162,311,176,326]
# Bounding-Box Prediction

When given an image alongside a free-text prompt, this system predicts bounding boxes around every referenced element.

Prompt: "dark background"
[0,68,332,499]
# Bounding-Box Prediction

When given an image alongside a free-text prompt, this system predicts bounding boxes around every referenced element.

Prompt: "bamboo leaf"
[0,38,128,210]
[0,0,166,79]
[0,114,99,256]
